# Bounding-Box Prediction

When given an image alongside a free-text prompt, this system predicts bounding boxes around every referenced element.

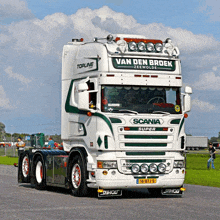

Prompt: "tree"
[0,122,5,133]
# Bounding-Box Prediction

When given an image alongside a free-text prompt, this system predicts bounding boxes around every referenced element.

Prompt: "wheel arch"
[67,147,88,180]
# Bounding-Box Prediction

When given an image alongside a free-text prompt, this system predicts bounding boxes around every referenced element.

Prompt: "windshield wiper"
[119,109,138,115]
[152,111,170,116]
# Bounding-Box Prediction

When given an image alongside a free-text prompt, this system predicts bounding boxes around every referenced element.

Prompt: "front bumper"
[87,168,185,189]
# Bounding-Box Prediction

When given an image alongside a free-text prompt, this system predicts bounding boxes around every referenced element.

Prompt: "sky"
[1,0,220,138]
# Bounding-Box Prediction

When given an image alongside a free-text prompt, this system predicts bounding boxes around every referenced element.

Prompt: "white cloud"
[0,5,220,135]
[0,85,11,109]
[192,98,216,112]
[193,71,220,90]
[4,66,32,85]
[0,0,33,20]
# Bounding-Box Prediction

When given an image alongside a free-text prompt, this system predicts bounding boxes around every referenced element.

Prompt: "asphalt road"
[0,165,220,220]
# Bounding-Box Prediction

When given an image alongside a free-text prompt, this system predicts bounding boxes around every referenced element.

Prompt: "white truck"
[18,34,192,197]
[186,136,208,150]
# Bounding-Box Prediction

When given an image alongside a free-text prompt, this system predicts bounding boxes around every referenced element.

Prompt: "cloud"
[193,71,220,90]
[192,98,216,112]
[0,85,11,109]
[0,5,220,136]
[0,0,33,20]
[4,66,32,85]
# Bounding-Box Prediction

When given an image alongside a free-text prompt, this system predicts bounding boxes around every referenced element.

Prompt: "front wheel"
[69,155,89,197]
[33,156,46,190]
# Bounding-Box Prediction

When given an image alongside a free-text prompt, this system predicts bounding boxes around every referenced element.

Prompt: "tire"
[69,154,89,197]
[148,188,162,197]
[33,156,46,190]
[21,153,30,182]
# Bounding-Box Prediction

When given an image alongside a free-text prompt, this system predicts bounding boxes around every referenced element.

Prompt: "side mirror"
[183,86,192,112]
[77,83,89,110]
[184,94,191,112]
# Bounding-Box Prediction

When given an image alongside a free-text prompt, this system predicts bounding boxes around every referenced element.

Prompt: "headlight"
[158,163,166,173]
[146,42,154,52]
[155,43,163,52]
[173,160,185,168]
[128,42,137,51]
[140,164,148,173]
[138,42,146,51]
[131,164,140,173]
[97,161,117,169]
[149,164,157,173]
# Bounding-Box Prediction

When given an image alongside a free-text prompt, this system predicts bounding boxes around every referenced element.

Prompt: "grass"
[0,156,18,165]
[185,153,220,187]
[0,152,220,187]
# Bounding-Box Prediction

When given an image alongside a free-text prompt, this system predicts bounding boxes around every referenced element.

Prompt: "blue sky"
[1,0,220,138]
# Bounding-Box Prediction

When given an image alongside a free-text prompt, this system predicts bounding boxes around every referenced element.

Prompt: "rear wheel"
[69,154,89,197]
[33,156,46,190]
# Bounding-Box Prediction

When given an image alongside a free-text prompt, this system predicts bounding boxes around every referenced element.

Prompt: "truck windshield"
[101,85,182,114]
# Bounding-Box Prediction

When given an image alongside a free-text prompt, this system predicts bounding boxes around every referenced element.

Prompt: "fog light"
[140,164,148,173]
[111,170,116,175]
[131,164,140,173]
[146,42,154,52]
[149,164,157,173]
[138,42,146,51]
[158,163,166,173]
[155,43,163,52]
[128,42,137,51]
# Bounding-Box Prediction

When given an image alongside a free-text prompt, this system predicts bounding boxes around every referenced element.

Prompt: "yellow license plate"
[137,178,157,184]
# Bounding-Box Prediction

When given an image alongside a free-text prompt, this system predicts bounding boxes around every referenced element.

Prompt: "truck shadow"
[18,184,182,199]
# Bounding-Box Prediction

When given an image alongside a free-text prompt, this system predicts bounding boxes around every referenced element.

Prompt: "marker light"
[184,113,188,118]
[146,42,154,52]
[128,42,137,51]
[87,112,92,117]
[138,42,146,51]
[180,187,186,192]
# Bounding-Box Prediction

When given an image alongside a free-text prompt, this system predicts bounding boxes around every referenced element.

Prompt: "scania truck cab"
[18,34,192,197]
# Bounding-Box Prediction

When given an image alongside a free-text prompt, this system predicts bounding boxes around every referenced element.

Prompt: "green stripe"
[125,135,167,139]
[110,118,122,123]
[128,159,166,163]
[178,118,185,136]
[65,79,114,136]
[104,135,108,149]
[94,112,114,135]
[170,119,181,124]
[126,152,165,156]
[125,143,167,147]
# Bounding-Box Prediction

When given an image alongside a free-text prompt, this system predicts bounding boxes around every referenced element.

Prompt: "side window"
[87,81,97,109]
